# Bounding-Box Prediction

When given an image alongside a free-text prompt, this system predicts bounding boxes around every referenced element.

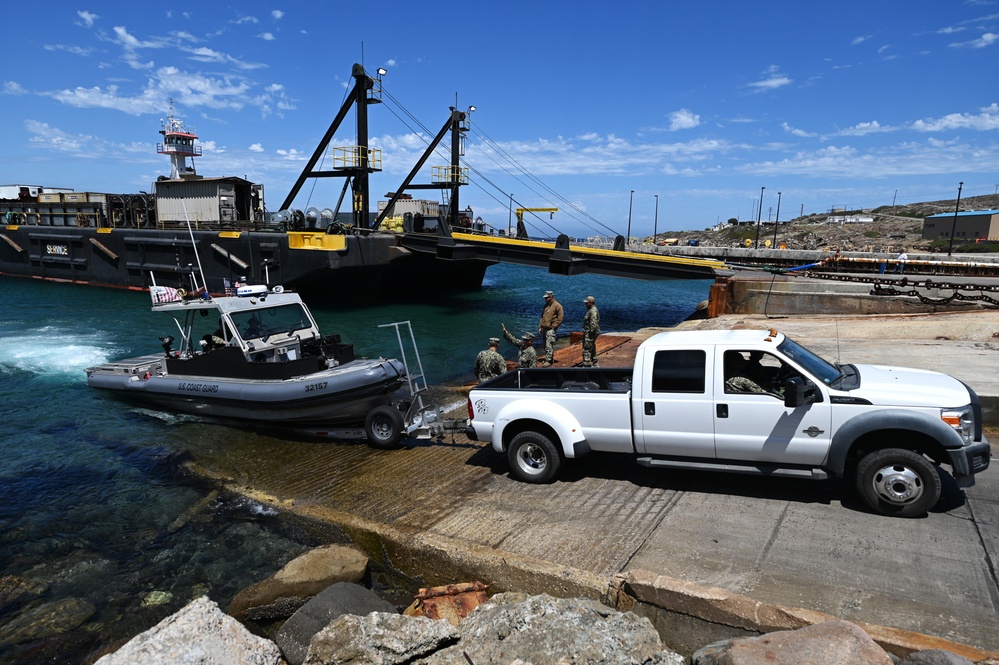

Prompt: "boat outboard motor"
[159,336,175,357]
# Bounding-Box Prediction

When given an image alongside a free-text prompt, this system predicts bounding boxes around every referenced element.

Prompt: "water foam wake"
[0,325,122,379]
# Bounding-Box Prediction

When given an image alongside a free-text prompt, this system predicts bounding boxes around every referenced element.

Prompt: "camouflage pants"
[582,333,598,365]
[542,328,557,363]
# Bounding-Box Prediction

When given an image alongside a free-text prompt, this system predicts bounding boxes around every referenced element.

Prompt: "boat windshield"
[230,303,313,340]
[777,336,842,385]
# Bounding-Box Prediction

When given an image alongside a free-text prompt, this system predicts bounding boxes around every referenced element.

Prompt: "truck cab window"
[724,350,793,396]
[652,349,705,393]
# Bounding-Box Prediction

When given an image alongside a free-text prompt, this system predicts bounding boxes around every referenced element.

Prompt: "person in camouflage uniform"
[538,290,564,366]
[473,337,506,382]
[501,324,538,368]
[581,295,600,367]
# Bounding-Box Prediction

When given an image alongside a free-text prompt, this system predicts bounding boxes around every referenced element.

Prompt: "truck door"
[633,348,717,457]
[712,347,831,465]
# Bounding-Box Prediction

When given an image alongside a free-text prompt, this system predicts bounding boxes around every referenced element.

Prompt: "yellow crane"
[513,207,558,239]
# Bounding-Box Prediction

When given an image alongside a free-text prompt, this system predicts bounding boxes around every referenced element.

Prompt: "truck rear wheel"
[855,448,941,517]
[365,405,405,449]
[508,431,561,483]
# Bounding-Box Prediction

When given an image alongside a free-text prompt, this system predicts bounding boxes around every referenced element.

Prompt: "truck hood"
[846,363,970,407]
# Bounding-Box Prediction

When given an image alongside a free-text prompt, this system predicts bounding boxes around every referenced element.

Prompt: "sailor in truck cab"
[465,328,991,517]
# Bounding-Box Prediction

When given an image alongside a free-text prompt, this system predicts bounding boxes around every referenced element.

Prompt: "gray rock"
[94,596,282,665]
[0,597,95,647]
[304,612,458,665]
[275,581,397,665]
[229,544,369,622]
[0,575,46,611]
[692,619,893,665]
[898,650,976,665]
[430,593,682,665]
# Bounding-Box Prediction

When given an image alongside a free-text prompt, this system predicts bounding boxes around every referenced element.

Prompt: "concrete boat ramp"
[181,307,999,661]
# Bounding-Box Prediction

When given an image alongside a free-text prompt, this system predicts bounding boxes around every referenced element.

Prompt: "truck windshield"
[777,336,842,385]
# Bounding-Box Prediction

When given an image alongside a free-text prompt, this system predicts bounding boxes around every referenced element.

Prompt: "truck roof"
[642,328,787,348]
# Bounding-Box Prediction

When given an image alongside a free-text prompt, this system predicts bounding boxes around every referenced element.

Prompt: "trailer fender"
[492,398,589,459]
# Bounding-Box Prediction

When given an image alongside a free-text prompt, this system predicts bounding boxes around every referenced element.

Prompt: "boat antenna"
[181,199,209,294]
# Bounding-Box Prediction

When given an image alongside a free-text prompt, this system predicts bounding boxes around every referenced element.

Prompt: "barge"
[0,65,493,303]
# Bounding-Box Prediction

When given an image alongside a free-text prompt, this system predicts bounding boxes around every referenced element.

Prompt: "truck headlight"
[941,406,974,445]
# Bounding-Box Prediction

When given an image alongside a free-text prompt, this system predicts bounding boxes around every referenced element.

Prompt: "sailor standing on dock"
[501,324,538,368]
[538,290,564,367]
[473,337,506,382]
[581,296,600,367]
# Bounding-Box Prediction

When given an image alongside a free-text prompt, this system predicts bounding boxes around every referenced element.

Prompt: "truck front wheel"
[855,448,941,517]
[508,431,562,483]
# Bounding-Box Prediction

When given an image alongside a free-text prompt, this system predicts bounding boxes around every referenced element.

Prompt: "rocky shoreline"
[93,544,995,664]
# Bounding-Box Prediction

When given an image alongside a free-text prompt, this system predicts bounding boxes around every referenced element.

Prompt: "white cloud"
[949,32,999,48]
[77,11,98,28]
[851,35,871,45]
[260,32,276,41]
[668,109,700,131]
[44,43,94,56]
[838,120,895,136]
[739,138,999,179]
[910,103,999,131]
[249,143,264,152]
[781,122,815,138]
[3,81,27,95]
[748,75,792,92]
[272,10,284,19]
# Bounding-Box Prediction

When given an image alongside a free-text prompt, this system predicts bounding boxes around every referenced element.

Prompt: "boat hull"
[0,224,492,303]
[87,354,406,426]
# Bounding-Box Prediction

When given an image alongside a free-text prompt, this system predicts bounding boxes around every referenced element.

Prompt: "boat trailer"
[298,320,466,446]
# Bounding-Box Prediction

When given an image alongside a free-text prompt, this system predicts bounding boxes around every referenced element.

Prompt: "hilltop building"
[922,209,999,243]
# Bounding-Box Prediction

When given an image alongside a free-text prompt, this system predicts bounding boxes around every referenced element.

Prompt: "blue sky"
[2,1,997,239]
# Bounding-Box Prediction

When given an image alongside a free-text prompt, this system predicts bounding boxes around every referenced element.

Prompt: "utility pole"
[626,190,634,246]
[947,182,964,256]
[653,194,659,245]
[753,186,765,249]
[772,192,782,248]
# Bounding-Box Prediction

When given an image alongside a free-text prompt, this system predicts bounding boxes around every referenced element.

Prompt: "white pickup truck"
[465,328,991,517]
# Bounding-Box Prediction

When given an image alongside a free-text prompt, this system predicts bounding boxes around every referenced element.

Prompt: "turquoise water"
[0,264,710,663]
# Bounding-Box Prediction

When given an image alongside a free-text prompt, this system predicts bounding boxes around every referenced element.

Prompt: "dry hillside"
[662,193,999,254]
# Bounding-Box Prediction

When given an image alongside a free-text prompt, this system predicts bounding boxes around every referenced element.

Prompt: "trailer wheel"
[508,431,562,483]
[365,405,405,449]
[855,448,941,517]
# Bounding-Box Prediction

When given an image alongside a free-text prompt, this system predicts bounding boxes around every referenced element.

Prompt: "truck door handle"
[717,404,729,418]
[644,402,655,415]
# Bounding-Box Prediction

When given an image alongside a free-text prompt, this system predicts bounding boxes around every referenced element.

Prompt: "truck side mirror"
[784,376,812,408]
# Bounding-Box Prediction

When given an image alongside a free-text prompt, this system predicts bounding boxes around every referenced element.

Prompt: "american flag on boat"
[149,285,184,304]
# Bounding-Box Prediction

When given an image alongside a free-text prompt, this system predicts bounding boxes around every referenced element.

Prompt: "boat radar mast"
[157,101,202,179]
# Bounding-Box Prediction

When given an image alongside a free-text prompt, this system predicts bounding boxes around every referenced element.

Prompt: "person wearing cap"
[538,290,564,367]
[501,323,538,368]
[581,295,600,367]
[473,337,507,383]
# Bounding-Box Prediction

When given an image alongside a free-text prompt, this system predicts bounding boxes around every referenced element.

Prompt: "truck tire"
[855,448,941,517]
[365,405,405,449]
[508,431,562,483]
